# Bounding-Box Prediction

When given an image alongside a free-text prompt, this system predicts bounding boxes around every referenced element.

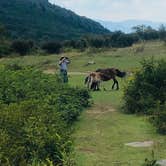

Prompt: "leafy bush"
[142,151,160,166]
[0,101,68,165]
[11,40,33,55]
[151,104,166,134]
[41,41,62,54]
[123,59,166,134]
[0,24,11,57]
[0,66,90,165]
[0,42,11,57]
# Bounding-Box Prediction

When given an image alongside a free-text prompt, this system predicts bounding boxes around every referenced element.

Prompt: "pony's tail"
[116,69,126,78]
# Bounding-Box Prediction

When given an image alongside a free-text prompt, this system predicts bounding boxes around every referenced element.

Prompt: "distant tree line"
[1,23,166,57]
[65,24,166,50]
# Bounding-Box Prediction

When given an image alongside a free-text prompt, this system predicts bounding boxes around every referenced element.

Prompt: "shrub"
[151,104,166,134]
[0,101,68,165]
[11,40,33,55]
[0,41,11,57]
[41,41,62,54]
[142,151,160,166]
[123,59,166,134]
[0,67,90,165]
[0,24,11,57]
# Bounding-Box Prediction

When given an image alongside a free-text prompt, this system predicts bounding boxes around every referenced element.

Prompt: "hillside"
[0,0,109,41]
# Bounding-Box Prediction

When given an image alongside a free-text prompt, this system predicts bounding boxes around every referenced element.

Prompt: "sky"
[49,0,166,22]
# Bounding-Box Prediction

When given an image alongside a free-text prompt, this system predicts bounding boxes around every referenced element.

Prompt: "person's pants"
[60,69,68,83]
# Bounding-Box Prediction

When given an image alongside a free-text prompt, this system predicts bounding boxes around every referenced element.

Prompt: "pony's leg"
[95,82,99,91]
[115,79,119,90]
[90,82,94,90]
[96,82,101,91]
[86,76,91,90]
[91,82,97,91]
[112,78,119,90]
[112,80,116,89]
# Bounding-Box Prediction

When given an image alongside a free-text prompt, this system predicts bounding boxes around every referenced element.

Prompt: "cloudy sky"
[49,0,166,22]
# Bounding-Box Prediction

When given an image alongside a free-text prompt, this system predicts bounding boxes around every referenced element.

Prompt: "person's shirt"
[59,58,70,70]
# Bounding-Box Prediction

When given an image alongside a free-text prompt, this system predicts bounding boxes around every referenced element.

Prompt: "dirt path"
[86,104,116,115]
[43,69,88,75]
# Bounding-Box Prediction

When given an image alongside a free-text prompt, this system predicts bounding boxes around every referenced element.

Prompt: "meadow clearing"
[0,41,166,165]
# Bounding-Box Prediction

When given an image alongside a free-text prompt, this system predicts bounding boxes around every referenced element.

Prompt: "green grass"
[1,41,166,165]
[1,41,166,73]
[73,111,166,166]
[69,75,166,166]
[67,41,166,166]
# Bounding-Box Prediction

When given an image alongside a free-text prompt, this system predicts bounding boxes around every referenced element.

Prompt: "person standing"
[59,56,70,83]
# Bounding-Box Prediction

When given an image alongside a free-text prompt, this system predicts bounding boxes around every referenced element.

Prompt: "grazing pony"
[85,72,102,91]
[85,68,126,91]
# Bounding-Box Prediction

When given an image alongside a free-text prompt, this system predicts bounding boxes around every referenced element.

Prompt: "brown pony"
[85,68,126,91]
[85,72,102,91]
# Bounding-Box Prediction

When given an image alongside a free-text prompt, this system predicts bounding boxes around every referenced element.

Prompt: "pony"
[85,68,126,91]
[85,72,102,91]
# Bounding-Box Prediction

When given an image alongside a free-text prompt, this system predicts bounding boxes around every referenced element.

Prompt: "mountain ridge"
[0,0,109,41]
[98,19,166,33]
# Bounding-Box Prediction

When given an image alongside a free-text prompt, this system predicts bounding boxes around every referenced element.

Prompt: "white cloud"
[49,0,166,22]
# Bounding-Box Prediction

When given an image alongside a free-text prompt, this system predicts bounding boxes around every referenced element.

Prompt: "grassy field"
[1,41,166,165]
[1,41,166,72]
[69,75,166,166]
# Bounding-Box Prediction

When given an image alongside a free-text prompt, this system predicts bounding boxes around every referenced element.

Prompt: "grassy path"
[70,75,166,166]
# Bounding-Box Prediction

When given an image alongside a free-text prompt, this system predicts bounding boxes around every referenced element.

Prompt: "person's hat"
[60,56,65,60]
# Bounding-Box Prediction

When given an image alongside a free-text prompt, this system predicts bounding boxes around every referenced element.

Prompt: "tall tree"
[158,24,166,41]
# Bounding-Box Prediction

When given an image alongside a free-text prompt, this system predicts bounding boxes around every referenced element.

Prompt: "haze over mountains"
[0,0,109,41]
[99,20,166,33]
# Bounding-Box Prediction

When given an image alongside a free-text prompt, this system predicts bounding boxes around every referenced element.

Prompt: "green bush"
[142,151,160,166]
[11,40,33,55]
[0,101,68,165]
[123,59,166,134]
[151,104,166,134]
[0,66,90,165]
[0,42,11,57]
[41,41,62,54]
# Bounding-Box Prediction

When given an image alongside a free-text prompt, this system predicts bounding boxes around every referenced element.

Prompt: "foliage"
[132,25,159,41]
[0,23,11,57]
[0,0,109,41]
[11,40,34,55]
[41,41,62,54]
[158,24,166,41]
[0,23,6,39]
[142,151,160,166]
[0,41,11,57]
[0,66,90,165]
[64,32,139,50]
[151,104,166,134]
[124,59,166,134]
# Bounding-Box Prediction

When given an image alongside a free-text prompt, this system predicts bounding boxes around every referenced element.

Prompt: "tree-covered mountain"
[0,0,109,41]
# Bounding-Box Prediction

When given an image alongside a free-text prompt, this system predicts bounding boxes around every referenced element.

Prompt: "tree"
[11,40,32,55]
[132,25,147,40]
[41,41,62,54]
[158,24,166,41]
[0,23,11,57]
[0,24,5,39]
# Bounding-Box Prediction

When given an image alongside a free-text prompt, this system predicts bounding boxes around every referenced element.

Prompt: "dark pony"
[85,68,126,91]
